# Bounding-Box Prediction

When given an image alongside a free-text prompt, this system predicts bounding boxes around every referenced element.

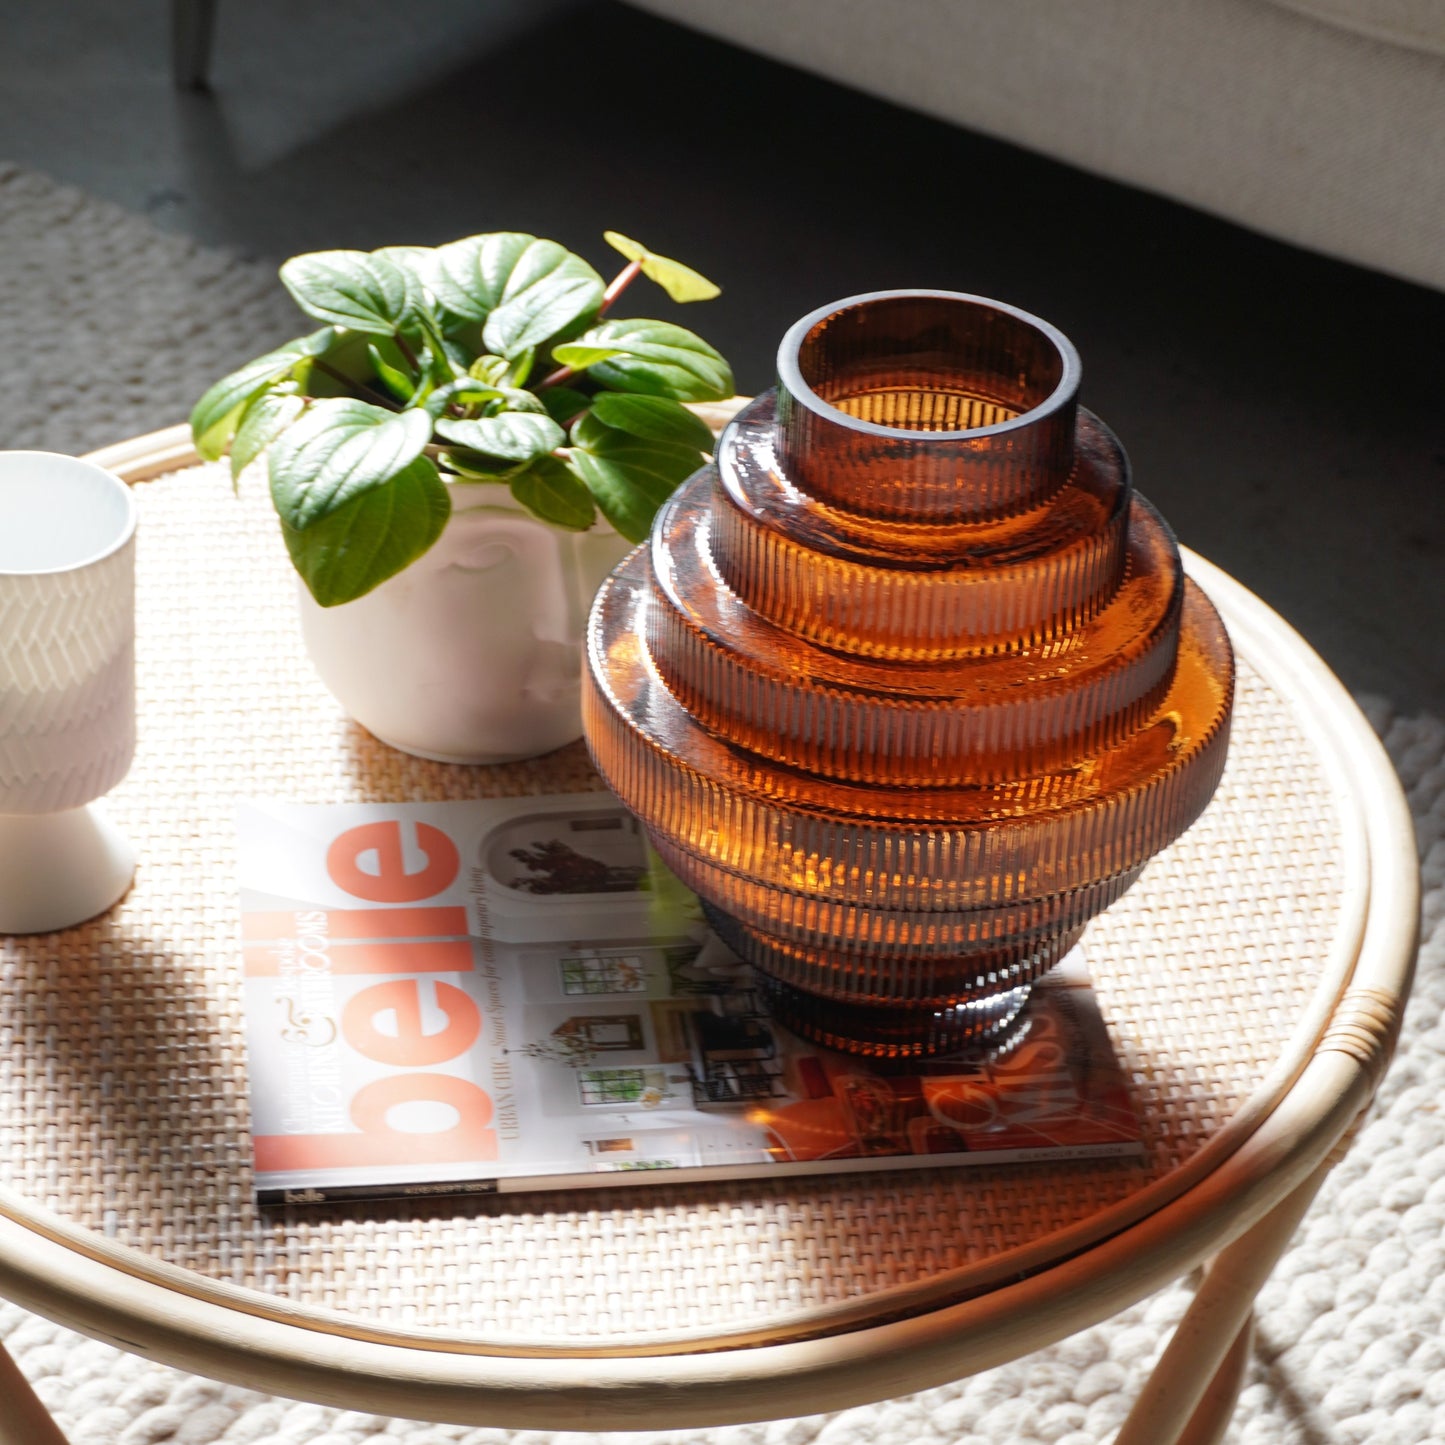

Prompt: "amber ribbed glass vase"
[583,291,1235,1056]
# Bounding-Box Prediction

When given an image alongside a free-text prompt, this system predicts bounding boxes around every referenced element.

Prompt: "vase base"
[701,898,1066,1056]
[0,803,135,934]
[757,973,1033,1060]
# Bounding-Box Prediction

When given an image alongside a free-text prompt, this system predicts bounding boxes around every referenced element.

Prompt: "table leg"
[1173,1315,1255,1445]
[1113,1158,1331,1445]
[0,1339,71,1445]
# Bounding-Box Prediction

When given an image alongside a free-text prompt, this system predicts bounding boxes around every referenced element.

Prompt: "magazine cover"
[236,795,1142,1204]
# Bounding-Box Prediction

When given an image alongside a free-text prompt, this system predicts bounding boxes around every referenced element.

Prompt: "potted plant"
[189,230,733,762]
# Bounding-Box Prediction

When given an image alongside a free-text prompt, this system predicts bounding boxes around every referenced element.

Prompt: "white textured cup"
[0,452,137,812]
[0,452,137,932]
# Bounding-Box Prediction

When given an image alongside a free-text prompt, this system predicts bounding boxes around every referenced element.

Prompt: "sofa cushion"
[1265,0,1445,57]
[628,0,1445,291]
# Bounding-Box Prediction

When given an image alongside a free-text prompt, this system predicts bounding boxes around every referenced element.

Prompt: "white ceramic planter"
[297,484,634,764]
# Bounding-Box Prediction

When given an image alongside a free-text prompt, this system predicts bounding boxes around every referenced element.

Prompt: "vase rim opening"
[776,290,1082,444]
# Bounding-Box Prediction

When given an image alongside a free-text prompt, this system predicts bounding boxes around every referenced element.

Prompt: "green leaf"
[380,245,463,328]
[568,422,704,542]
[368,342,415,402]
[424,235,512,322]
[432,385,547,419]
[230,390,306,483]
[300,330,371,398]
[189,329,334,460]
[469,354,510,385]
[482,238,605,359]
[510,455,597,531]
[436,448,522,480]
[551,342,628,369]
[373,244,434,285]
[279,250,424,337]
[423,234,605,359]
[569,408,612,450]
[604,231,721,302]
[268,398,434,531]
[434,412,564,464]
[440,336,473,372]
[575,319,733,402]
[422,378,506,419]
[373,246,444,333]
[493,387,546,414]
[603,232,648,265]
[589,393,715,451]
[503,347,535,388]
[282,455,450,607]
[538,386,591,424]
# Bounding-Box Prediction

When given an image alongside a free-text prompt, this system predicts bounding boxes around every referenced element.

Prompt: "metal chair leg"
[171,0,218,91]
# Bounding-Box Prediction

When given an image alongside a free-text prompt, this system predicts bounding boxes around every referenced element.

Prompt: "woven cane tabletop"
[0,430,1369,1361]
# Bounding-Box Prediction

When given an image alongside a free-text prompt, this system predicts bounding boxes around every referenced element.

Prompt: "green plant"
[190,231,733,606]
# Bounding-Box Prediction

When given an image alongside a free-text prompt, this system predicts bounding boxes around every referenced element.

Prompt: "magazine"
[236,794,1142,1205]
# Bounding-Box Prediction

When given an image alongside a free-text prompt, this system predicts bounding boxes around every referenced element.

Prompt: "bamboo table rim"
[0,423,1417,1429]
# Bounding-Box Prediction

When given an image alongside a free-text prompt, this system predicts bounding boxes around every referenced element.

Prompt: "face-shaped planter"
[299,484,632,764]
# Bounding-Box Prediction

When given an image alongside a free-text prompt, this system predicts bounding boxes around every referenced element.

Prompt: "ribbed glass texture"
[584,291,1235,1056]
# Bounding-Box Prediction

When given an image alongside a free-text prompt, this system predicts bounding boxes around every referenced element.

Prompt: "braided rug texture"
[0,162,1442,1445]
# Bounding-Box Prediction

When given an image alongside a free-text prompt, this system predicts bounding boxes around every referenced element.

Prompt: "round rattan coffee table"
[0,423,1418,1445]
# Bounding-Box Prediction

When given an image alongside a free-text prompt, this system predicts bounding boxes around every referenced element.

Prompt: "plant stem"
[535,363,575,393]
[419,316,466,382]
[393,333,423,374]
[600,258,643,316]
[312,359,403,412]
[536,259,641,393]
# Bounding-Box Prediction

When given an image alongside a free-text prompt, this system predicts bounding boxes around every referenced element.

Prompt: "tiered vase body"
[583,292,1235,1056]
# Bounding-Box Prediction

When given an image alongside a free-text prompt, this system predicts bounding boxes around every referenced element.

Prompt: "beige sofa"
[627,0,1445,292]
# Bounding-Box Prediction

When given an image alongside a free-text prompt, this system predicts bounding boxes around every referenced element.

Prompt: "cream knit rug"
[1,162,1442,1445]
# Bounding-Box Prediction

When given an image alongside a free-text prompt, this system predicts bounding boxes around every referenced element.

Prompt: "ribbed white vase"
[0,451,137,933]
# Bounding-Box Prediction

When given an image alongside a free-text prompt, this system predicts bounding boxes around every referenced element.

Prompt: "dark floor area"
[2,0,1441,711]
